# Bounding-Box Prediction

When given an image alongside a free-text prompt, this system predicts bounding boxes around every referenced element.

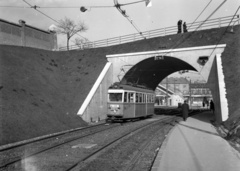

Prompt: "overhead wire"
[159,0,227,58]
[198,5,240,74]
[3,0,234,52]
[21,0,87,44]
[0,5,114,8]
[22,0,59,23]
[119,0,145,6]
[40,5,115,9]
[17,0,147,47]
[3,0,147,48]
[113,0,146,39]
[0,6,31,8]
[187,0,213,30]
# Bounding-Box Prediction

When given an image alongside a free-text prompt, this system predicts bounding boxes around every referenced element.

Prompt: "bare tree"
[74,37,90,49]
[57,17,88,50]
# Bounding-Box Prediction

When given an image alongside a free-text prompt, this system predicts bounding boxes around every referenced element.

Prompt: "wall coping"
[0,18,51,34]
[106,44,227,58]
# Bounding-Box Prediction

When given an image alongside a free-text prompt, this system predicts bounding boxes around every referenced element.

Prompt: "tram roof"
[109,83,154,93]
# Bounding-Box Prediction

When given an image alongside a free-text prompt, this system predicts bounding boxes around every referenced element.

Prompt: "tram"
[107,82,155,122]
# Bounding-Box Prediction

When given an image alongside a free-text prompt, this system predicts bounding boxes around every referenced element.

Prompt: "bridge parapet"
[59,15,239,51]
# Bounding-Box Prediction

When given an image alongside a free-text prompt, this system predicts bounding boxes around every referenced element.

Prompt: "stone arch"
[121,56,197,90]
[107,45,226,85]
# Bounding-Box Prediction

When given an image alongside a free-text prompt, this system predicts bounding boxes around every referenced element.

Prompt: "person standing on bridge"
[181,100,189,121]
[177,20,182,34]
[183,22,188,33]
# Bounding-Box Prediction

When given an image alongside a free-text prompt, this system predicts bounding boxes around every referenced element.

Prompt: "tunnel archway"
[121,56,197,90]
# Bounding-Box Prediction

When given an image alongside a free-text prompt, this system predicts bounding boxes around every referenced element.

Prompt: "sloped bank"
[1,25,240,145]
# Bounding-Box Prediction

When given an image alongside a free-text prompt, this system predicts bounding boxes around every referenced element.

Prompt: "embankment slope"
[0,25,239,145]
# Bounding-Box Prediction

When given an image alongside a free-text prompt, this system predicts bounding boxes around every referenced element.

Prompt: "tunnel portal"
[121,56,197,90]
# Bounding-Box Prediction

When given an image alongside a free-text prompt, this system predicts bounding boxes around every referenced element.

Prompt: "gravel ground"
[76,117,180,171]
[0,124,117,166]
[1,115,176,171]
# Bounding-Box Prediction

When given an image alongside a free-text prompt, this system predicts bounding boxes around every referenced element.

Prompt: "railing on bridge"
[58,14,239,51]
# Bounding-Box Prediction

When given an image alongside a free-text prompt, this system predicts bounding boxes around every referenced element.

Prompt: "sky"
[0,0,239,46]
[0,0,239,80]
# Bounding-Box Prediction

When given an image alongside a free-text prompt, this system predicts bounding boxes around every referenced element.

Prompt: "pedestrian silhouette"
[181,100,189,121]
[183,22,188,32]
[210,100,215,114]
[177,20,182,34]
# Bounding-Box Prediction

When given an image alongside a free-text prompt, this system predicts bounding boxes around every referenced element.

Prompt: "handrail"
[59,14,239,51]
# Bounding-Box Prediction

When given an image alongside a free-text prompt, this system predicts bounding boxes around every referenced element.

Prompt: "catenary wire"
[198,5,240,74]
[0,6,31,8]
[187,0,213,30]
[21,0,87,41]
[114,0,146,39]
[159,0,227,57]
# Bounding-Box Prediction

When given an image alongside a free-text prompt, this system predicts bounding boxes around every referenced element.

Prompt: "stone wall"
[0,19,57,50]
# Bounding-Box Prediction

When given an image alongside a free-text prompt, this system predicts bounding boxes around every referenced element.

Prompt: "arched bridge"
[107,45,225,90]
[78,44,227,124]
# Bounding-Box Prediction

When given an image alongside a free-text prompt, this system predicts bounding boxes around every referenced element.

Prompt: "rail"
[58,14,239,51]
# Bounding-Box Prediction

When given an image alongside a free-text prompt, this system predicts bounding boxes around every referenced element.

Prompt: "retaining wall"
[0,18,57,50]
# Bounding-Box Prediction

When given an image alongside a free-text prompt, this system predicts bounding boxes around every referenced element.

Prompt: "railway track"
[68,110,203,171]
[0,115,175,171]
[65,116,176,171]
[0,123,121,170]
[0,110,202,171]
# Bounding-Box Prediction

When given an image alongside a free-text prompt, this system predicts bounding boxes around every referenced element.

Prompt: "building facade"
[0,19,57,50]
[155,77,212,107]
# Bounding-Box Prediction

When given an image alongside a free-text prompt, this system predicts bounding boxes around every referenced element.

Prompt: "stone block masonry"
[0,18,57,50]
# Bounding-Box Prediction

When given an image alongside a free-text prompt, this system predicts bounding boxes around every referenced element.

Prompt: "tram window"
[136,93,139,103]
[109,93,123,102]
[124,92,128,102]
[152,95,154,103]
[139,93,142,103]
[129,92,134,103]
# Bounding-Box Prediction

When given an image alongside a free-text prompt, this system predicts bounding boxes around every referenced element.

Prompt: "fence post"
[218,18,221,28]
[238,15,240,25]
[107,39,108,46]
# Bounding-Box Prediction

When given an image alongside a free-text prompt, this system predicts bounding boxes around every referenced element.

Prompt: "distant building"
[155,77,212,107]
[190,83,212,107]
[0,18,57,50]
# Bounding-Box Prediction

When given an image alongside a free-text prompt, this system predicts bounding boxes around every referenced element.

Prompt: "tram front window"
[109,93,123,102]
